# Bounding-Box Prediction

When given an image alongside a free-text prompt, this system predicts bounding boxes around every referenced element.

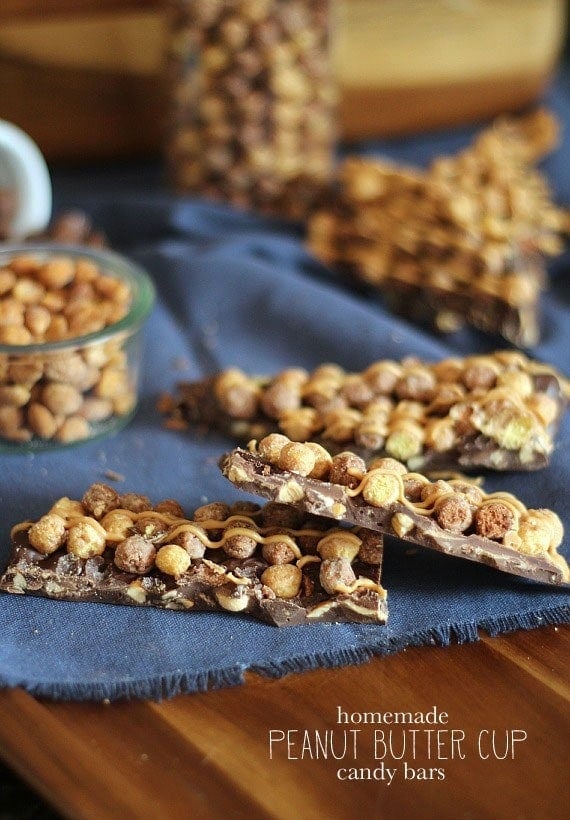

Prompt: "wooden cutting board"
[0,626,567,819]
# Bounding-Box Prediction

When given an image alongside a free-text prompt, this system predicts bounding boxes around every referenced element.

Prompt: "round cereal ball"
[261,379,302,419]
[517,510,564,555]
[434,494,473,533]
[155,544,191,576]
[193,501,231,541]
[368,456,407,475]
[82,483,120,519]
[119,492,152,514]
[317,532,361,561]
[319,557,356,594]
[223,518,258,559]
[173,526,207,559]
[402,476,426,502]
[28,514,67,555]
[305,442,333,479]
[277,442,316,476]
[474,502,516,541]
[261,539,297,565]
[100,510,135,540]
[66,519,107,559]
[215,370,259,419]
[420,480,452,504]
[452,482,485,509]
[329,452,366,488]
[361,473,401,507]
[153,499,186,518]
[261,563,302,599]
[194,501,231,522]
[114,535,157,574]
[134,515,169,541]
[257,433,291,464]
[395,367,436,402]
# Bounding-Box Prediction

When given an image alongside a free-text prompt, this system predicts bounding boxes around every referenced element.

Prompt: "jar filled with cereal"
[165,0,336,220]
[0,244,155,450]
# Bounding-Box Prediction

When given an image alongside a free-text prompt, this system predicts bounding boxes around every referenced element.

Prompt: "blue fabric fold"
[0,76,569,702]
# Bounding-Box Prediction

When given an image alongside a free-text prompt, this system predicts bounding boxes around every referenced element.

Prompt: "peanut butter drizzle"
[343,468,435,516]
[330,465,532,524]
[155,519,336,559]
[296,555,321,569]
[316,531,362,551]
[225,572,251,586]
[64,515,109,538]
[31,505,364,564]
[304,577,386,614]
[335,577,387,596]
[477,493,528,516]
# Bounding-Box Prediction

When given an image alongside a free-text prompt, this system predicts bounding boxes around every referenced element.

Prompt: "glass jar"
[165,0,336,220]
[0,244,155,451]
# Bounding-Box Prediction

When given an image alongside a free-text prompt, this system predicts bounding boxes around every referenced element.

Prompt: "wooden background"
[0,0,566,159]
[0,625,567,818]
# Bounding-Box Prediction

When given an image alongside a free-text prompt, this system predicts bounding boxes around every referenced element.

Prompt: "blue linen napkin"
[0,80,569,701]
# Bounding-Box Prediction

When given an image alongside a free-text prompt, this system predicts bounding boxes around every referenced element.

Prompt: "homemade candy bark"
[0,484,387,627]
[161,351,569,472]
[221,436,569,586]
[307,109,569,346]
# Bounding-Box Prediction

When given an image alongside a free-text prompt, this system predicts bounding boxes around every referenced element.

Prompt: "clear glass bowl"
[0,243,155,451]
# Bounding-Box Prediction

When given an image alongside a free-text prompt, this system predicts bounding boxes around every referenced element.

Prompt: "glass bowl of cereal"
[0,243,155,450]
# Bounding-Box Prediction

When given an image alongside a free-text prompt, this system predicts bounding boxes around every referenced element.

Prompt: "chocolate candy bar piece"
[221,437,569,586]
[307,110,569,347]
[161,351,569,472]
[0,484,387,627]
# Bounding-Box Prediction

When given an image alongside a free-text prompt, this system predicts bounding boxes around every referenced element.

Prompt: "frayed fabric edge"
[0,604,568,703]
[479,604,570,637]
[0,664,247,704]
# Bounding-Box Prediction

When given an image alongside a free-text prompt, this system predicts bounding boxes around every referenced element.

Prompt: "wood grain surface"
[0,0,161,20]
[0,625,567,820]
[0,0,562,160]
